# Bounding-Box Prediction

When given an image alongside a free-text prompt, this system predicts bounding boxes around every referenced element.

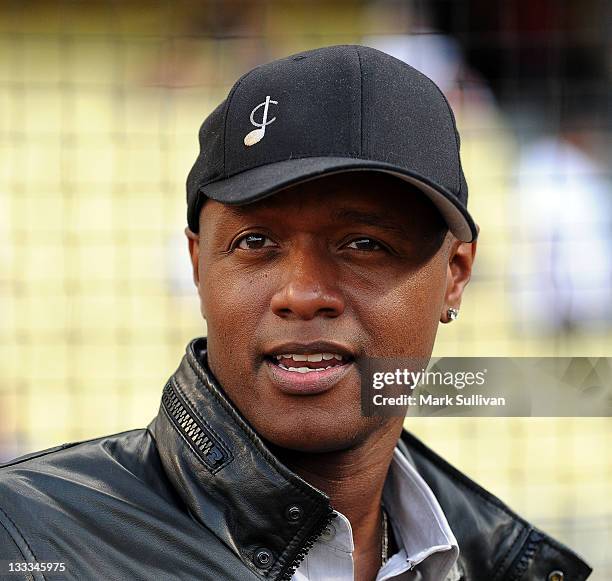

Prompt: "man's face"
[188,172,475,452]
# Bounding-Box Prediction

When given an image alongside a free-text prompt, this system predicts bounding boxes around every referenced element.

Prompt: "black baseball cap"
[186,44,477,242]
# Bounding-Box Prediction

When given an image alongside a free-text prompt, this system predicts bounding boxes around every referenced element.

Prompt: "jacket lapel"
[148,337,335,581]
[399,431,592,580]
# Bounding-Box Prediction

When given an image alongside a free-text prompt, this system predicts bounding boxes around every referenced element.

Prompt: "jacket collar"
[148,337,592,581]
[147,337,335,581]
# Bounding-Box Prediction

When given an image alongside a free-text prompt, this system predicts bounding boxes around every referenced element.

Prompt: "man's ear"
[441,225,479,323]
[185,226,200,288]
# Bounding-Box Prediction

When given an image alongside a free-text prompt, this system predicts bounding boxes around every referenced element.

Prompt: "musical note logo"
[244,95,278,147]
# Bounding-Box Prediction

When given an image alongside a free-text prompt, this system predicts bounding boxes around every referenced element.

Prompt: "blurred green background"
[1,0,610,577]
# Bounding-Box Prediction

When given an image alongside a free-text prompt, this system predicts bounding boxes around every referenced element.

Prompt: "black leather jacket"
[0,338,592,581]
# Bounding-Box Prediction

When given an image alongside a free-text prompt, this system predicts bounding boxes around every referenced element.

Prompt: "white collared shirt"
[291,447,460,581]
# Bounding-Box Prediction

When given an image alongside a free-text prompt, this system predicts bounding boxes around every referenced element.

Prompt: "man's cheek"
[202,285,261,340]
[366,292,440,354]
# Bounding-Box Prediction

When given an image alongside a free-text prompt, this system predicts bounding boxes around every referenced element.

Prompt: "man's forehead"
[199,175,449,250]
[221,202,412,233]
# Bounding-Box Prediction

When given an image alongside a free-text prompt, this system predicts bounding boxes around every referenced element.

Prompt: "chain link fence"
[1,0,610,576]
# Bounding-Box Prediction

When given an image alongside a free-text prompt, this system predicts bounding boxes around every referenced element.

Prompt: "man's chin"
[257,415,386,454]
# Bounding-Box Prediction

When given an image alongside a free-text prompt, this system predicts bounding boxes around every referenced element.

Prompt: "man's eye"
[345,238,383,251]
[236,233,276,250]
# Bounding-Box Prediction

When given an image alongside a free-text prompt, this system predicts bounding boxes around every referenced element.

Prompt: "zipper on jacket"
[277,507,337,581]
[161,379,231,472]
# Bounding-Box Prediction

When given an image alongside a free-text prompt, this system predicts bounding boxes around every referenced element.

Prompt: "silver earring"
[447,307,459,321]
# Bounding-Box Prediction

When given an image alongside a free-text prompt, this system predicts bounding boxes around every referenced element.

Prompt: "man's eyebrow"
[330,208,409,237]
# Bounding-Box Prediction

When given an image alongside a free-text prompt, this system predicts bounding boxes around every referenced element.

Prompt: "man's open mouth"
[262,341,356,394]
[268,352,350,373]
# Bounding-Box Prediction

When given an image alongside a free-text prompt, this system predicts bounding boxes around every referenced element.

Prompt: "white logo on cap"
[244,95,278,146]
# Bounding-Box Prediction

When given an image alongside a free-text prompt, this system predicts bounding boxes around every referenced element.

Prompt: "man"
[0,45,591,580]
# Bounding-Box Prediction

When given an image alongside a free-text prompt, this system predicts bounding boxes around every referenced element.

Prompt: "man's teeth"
[273,352,346,372]
[278,365,335,373]
[274,353,344,362]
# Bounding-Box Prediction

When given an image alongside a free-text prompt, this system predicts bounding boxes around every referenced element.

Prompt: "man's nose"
[270,248,345,321]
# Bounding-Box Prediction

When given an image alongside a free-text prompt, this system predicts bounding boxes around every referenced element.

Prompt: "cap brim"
[196,156,477,242]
